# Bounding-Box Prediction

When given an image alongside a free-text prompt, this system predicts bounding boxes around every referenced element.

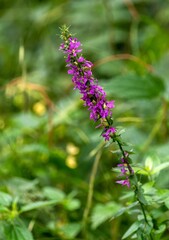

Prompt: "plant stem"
[82,149,102,234]
[115,137,153,240]
[105,117,153,238]
[115,138,134,175]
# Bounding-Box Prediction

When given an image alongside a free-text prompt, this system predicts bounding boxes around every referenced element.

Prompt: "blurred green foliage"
[0,0,169,239]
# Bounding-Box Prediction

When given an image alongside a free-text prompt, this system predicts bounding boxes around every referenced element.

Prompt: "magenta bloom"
[117,163,128,175]
[102,127,116,141]
[60,26,133,188]
[116,155,134,187]
[59,36,115,124]
[116,179,130,188]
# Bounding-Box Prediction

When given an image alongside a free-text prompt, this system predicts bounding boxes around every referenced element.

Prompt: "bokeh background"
[0,0,169,239]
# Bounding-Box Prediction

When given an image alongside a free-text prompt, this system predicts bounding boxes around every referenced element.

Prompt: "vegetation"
[0,0,169,239]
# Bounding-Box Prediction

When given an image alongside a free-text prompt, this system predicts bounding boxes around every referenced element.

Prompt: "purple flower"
[116,179,130,188]
[59,36,115,126]
[116,154,134,188]
[102,127,116,141]
[117,163,128,175]
[60,26,134,188]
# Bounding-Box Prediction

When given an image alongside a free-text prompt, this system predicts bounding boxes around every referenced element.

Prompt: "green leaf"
[155,53,169,100]
[43,186,66,202]
[164,198,169,209]
[111,201,139,219]
[91,202,122,229]
[6,178,38,195]
[154,224,166,235]
[0,206,9,213]
[58,222,81,239]
[136,186,148,206]
[64,199,81,211]
[101,73,165,99]
[4,218,34,240]
[122,221,139,239]
[20,200,58,213]
[0,192,12,207]
[20,143,49,155]
[12,113,44,130]
[152,161,169,174]
[53,96,80,126]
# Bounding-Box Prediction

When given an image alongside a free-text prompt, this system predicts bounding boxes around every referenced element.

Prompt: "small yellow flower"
[33,102,46,116]
[66,155,77,169]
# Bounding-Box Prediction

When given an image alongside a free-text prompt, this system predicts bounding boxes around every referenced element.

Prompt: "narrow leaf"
[122,222,139,239]
[20,200,58,213]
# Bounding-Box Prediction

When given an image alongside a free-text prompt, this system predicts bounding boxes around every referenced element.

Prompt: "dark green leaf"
[122,221,139,239]
[58,223,82,239]
[102,73,165,99]
[4,219,34,240]
[91,202,122,229]
[136,185,148,206]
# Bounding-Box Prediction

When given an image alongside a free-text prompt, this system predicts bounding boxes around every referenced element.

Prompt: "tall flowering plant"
[59,25,154,239]
[59,25,133,187]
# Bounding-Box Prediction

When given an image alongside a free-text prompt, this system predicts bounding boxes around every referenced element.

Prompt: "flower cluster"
[59,26,133,187]
[102,127,116,141]
[60,30,115,141]
[116,153,134,187]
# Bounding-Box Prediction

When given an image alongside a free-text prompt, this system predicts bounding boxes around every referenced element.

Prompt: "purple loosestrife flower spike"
[59,25,133,188]
[59,26,115,129]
